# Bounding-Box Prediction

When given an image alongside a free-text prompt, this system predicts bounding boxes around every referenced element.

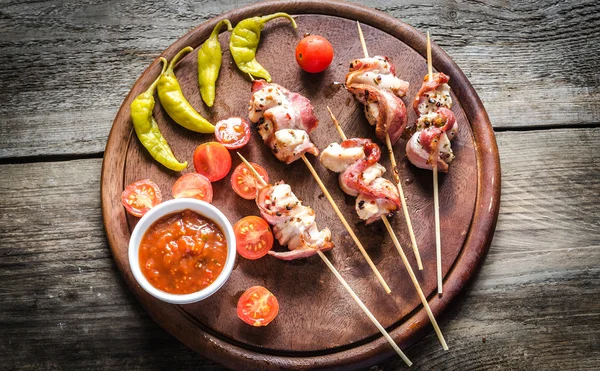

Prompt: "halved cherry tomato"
[214,117,251,150]
[193,142,232,182]
[171,173,213,203]
[230,162,269,200]
[233,216,273,260]
[121,179,162,217]
[295,35,334,73]
[237,286,279,327]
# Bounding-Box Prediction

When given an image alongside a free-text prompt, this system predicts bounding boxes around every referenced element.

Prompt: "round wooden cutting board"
[101,1,500,369]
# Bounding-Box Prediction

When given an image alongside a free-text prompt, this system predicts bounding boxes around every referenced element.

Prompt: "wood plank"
[0,0,255,160]
[1,127,599,369]
[0,158,220,370]
[378,0,600,131]
[1,0,599,158]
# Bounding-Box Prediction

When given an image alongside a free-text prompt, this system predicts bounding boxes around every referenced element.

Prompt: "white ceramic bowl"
[128,198,236,304]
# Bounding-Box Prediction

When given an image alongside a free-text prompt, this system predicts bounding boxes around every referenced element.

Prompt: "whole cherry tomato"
[295,35,334,73]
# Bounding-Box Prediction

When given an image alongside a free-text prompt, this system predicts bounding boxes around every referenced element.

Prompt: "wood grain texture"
[1,0,599,158]
[99,3,499,367]
[120,13,479,350]
[0,159,221,370]
[1,0,599,369]
[1,128,598,370]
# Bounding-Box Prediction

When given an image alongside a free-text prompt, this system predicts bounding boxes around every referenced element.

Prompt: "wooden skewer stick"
[427,31,443,294]
[433,162,442,293]
[300,154,391,294]
[246,73,391,294]
[385,134,423,270]
[327,109,449,351]
[237,153,267,187]
[326,106,346,142]
[316,250,411,365]
[236,153,411,365]
[427,31,434,81]
[356,21,423,270]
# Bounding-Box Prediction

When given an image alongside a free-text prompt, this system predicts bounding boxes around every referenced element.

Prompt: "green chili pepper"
[229,12,297,82]
[157,47,215,133]
[198,19,232,107]
[130,60,187,172]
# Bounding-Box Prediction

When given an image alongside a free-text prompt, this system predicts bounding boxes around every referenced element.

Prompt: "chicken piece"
[356,178,400,224]
[248,81,288,123]
[269,129,319,164]
[406,106,458,172]
[415,107,457,139]
[406,127,455,172]
[413,72,453,116]
[249,81,320,163]
[346,84,407,146]
[346,56,410,97]
[339,163,386,197]
[320,142,366,173]
[256,182,334,260]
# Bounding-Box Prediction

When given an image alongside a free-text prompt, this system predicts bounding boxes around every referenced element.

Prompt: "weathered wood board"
[101,1,499,369]
[1,0,598,159]
[1,129,598,369]
[2,0,599,370]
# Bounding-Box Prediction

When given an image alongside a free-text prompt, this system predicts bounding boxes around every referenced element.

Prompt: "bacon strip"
[345,84,407,146]
[346,56,410,97]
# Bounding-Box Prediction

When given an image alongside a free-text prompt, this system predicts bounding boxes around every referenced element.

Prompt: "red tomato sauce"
[139,209,227,294]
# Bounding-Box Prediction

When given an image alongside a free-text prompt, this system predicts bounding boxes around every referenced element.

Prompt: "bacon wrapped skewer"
[406,73,458,172]
[342,44,424,271]
[248,80,320,164]
[256,181,334,261]
[320,138,400,224]
[344,56,409,146]
[247,82,391,287]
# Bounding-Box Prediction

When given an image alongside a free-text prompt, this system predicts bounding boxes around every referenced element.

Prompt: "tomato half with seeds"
[295,35,334,73]
[214,117,251,150]
[171,173,213,203]
[193,142,232,182]
[233,216,273,260]
[230,162,269,200]
[121,179,162,217]
[237,286,279,327]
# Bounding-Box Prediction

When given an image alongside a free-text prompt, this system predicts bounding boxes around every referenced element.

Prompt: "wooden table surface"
[1,0,598,370]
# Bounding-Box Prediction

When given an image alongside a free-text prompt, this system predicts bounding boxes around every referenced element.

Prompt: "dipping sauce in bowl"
[140,209,227,295]
[129,198,236,304]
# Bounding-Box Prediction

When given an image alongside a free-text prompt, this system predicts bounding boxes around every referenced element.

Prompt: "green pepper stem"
[259,12,297,28]
[168,46,194,71]
[146,58,169,94]
[210,19,233,39]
